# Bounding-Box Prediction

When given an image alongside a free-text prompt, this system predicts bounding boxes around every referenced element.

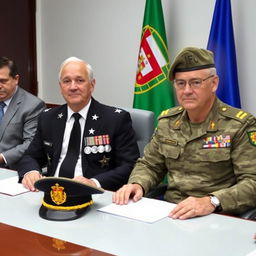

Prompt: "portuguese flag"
[133,0,175,126]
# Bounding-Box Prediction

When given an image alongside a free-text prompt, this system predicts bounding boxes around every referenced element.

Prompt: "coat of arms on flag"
[135,26,169,94]
[133,0,175,127]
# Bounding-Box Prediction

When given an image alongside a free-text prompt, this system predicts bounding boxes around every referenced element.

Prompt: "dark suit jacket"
[0,87,45,169]
[18,98,140,191]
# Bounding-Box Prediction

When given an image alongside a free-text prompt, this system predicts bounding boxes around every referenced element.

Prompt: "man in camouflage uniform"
[113,47,256,220]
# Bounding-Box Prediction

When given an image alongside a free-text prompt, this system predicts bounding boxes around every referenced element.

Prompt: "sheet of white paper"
[97,197,176,223]
[246,249,256,256]
[0,176,29,196]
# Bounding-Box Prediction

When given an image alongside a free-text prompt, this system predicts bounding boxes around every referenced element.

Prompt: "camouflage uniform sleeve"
[128,127,168,194]
[128,107,183,194]
[212,114,256,214]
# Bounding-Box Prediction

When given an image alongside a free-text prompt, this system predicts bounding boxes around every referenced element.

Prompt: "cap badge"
[50,183,67,205]
[185,54,198,65]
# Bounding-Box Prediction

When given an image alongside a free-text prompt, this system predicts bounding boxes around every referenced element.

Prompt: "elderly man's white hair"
[58,57,94,81]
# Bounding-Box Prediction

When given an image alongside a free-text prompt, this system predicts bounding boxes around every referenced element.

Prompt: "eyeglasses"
[173,75,215,90]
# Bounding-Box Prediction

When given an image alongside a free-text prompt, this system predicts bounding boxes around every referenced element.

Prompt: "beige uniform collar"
[171,98,220,133]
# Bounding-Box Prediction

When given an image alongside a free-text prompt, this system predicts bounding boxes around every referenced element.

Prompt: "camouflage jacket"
[128,98,256,214]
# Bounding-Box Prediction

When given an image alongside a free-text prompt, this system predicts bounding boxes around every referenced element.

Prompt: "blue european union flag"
[207,0,241,108]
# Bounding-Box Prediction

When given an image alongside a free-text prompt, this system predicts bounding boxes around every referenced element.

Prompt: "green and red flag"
[133,0,175,126]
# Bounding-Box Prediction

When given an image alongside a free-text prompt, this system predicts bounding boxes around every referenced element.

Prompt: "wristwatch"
[210,195,221,211]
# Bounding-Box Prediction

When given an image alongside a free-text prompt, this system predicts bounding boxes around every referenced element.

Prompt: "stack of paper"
[98,197,176,223]
[0,176,29,196]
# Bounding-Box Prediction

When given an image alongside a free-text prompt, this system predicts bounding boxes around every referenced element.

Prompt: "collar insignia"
[173,119,181,129]
[210,121,215,129]
[57,113,63,119]
[92,114,99,120]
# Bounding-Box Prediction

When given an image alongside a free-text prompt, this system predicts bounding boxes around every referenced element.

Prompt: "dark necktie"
[0,102,6,122]
[59,113,81,178]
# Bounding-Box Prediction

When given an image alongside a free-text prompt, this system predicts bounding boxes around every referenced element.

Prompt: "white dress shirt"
[54,100,91,177]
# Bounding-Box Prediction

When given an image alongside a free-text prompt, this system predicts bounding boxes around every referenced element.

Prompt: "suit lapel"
[84,98,104,137]
[51,105,67,162]
[0,87,23,140]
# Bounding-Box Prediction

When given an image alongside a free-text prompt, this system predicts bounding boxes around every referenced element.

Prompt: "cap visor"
[39,205,90,221]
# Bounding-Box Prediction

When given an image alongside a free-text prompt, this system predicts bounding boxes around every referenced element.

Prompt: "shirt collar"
[3,86,18,107]
[67,98,92,121]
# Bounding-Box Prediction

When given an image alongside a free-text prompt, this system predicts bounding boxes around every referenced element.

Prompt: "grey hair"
[58,57,94,81]
[208,67,217,76]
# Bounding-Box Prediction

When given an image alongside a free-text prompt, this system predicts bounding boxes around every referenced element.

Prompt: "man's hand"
[112,183,143,205]
[22,171,42,191]
[73,176,97,187]
[169,196,215,220]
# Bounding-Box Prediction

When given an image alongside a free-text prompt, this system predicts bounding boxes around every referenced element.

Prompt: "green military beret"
[169,47,215,81]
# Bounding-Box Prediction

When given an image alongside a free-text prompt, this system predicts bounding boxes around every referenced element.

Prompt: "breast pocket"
[158,138,180,159]
[198,148,231,162]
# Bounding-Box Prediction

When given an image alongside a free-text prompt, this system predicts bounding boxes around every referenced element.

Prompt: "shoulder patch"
[248,131,256,146]
[158,106,183,120]
[219,106,250,123]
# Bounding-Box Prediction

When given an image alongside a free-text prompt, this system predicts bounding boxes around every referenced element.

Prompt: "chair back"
[121,107,154,156]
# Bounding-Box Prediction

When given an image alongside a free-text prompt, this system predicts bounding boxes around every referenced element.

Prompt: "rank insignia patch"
[248,131,256,146]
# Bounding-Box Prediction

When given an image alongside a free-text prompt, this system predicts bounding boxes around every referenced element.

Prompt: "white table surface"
[1,169,256,256]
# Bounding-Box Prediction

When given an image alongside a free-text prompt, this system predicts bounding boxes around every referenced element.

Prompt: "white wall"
[36,0,256,116]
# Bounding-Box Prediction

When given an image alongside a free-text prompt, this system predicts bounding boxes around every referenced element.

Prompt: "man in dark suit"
[0,57,45,169]
[18,57,139,191]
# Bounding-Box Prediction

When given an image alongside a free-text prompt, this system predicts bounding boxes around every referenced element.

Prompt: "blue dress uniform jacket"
[18,98,140,191]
